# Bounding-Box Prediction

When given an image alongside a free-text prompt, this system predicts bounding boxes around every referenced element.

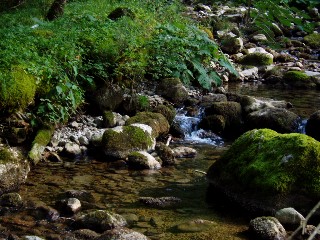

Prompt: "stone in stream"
[275,207,305,230]
[172,146,197,158]
[139,196,181,208]
[127,151,161,170]
[75,210,127,233]
[174,219,217,233]
[73,229,100,239]
[249,217,286,240]
[155,142,176,165]
[56,198,81,215]
[0,192,23,208]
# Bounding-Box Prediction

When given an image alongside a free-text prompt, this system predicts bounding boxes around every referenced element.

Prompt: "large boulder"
[245,107,299,133]
[249,217,286,240]
[125,112,170,138]
[306,110,320,141]
[275,207,305,229]
[220,36,243,54]
[94,84,124,112]
[156,78,189,104]
[240,52,273,66]
[0,146,30,195]
[202,101,243,138]
[283,71,316,89]
[102,124,155,159]
[207,129,320,215]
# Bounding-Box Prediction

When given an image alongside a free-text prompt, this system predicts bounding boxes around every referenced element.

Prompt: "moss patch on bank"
[207,129,320,198]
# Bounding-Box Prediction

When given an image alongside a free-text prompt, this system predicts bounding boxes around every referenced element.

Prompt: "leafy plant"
[148,23,238,90]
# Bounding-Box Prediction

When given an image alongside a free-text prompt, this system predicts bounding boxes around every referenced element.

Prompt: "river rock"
[252,33,268,42]
[207,129,320,216]
[140,196,181,208]
[306,110,320,141]
[61,189,95,203]
[75,210,127,233]
[174,219,217,233]
[221,36,243,54]
[0,146,30,195]
[283,70,316,88]
[96,227,149,240]
[152,104,176,125]
[239,67,259,81]
[127,151,161,170]
[73,229,100,239]
[94,84,124,112]
[275,207,305,229]
[155,142,176,166]
[102,124,155,159]
[56,198,81,215]
[156,78,189,104]
[172,146,197,158]
[0,192,23,208]
[204,101,243,138]
[245,107,299,133]
[249,217,286,240]
[64,142,82,157]
[32,201,60,221]
[125,112,170,138]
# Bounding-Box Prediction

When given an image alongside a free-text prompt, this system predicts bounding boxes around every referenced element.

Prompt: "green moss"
[0,147,17,164]
[125,112,170,138]
[0,66,37,112]
[240,52,273,66]
[32,128,54,147]
[208,129,320,197]
[103,111,115,128]
[283,71,313,88]
[103,125,154,152]
[304,33,320,48]
[153,104,176,125]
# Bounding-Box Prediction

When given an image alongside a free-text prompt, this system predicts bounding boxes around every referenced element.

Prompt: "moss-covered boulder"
[304,33,320,49]
[199,115,226,135]
[102,111,116,128]
[0,146,30,195]
[94,84,124,112]
[155,142,176,166]
[28,128,54,165]
[245,107,299,133]
[156,78,189,105]
[204,101,243,138]
[102,124,155,159]
[283,71,315,89]
[207,129,320,215]
[125,112,170,138]
[0,66,36,113]
[306,110,320,141]
[240,52,273,66]
[153,104,176,125]
[75,210,127,233]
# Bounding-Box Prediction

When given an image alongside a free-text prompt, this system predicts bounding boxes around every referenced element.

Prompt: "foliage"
[147,23,238,90]
[0,66,36,113]
[304,33,320,48]
[248,0,315,43]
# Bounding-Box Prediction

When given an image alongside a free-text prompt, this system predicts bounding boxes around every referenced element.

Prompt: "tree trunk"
[46,0,67,21]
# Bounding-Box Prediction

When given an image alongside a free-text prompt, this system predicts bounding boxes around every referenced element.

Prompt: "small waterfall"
[174,108,224,145]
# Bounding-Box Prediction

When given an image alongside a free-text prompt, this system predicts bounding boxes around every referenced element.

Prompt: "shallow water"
[226,82,320,118]
[6,144,251,239]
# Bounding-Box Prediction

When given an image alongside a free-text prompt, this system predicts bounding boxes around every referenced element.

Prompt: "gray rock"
[252,33,268,42]
[73,229,100,239]
[76,210,127,232]
[155,142,176,166]
[78,136,89,146]
[57,198,81,215]
[64,142,82,157]
[275,207,305,229]
[22,236,45,240]
[172,146,197,158]
[0,192,23,207]
[249,216,286,240]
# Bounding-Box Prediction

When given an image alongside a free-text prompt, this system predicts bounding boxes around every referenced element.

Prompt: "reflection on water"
[226,82,320,118]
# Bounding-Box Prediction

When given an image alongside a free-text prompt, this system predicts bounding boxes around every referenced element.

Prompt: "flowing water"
[2,82,319,239]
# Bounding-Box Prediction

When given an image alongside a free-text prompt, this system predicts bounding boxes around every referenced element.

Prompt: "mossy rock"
[304,33,320,49]
[102,111,116,128]
[240,52,273,66]
[28,128,55,165]
[199,115,225,135]
[127,151,161,170]
[220,37,243,54]
[156,78,189,104]
[94,84,124,112]
[102,124,155,159]
[207,129,320,214]
[0,66,36,113]
[153,104,176,125]
[155,142,176,166]
[283,71,315,89]
[245,107,299,133]
[76,210,127,233]
[125,112,170,138]
[0,146,30,195]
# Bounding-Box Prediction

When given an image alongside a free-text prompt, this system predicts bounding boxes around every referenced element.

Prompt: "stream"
[2,82,320,239]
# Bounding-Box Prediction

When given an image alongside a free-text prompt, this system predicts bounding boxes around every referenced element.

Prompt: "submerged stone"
[174,219,217,233]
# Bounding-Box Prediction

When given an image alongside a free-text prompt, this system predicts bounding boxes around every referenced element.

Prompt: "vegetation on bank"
[0,0,236,127]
